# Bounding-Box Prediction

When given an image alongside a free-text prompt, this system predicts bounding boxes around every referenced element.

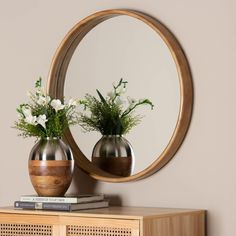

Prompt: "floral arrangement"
[14,78,79,139]
[78,79,154,135]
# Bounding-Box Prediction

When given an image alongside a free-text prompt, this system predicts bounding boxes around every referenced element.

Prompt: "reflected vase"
[28,138,74,197]
[92,135,134,177]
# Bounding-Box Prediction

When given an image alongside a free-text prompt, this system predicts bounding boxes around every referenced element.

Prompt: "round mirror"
[47,9,193,182]
[65,15,180,174]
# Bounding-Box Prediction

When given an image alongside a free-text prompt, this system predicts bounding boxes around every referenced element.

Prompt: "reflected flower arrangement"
[77,78,154,136]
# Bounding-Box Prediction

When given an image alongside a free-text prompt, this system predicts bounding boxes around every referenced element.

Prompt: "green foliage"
[14,78,79,139]
[78,79,154,135]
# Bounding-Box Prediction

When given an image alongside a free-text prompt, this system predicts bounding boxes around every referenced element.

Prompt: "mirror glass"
[64,15,180,175]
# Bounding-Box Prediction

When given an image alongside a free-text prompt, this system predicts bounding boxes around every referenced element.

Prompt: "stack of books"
[14,194,109,212]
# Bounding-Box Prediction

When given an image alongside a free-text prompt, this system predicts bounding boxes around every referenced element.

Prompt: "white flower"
[107,91,116,100]
[21,106,38,125]
[45,96,51,104]
[51,99,65,112]
[37,95,51,105]
[22,106,32,117]
[115,97,126,106]
[68,98,79,107]
[24,115,37,125]
[126,97,137,110]
[37,114,48,129]
[116,86,126,95]
[127,97,136,105]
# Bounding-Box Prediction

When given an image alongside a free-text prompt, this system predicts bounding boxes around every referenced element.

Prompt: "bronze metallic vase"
[28,138,74,197]
[92,135,134,177]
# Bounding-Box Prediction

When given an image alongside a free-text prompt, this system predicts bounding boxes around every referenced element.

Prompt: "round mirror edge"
[46,9,193,183]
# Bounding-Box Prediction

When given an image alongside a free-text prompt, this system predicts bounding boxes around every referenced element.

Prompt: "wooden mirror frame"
[47,9,193,183]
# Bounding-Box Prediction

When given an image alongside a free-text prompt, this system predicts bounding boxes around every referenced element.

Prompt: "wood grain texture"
[141,212,205,236]
[92,156,133,177]
[46,9,193,183]
[0,207,205,236]
[29,160,74,197]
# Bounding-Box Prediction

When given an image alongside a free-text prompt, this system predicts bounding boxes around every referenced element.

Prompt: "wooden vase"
[28,138,74,197]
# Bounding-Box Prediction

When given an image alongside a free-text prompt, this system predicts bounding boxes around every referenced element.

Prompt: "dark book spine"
[14,201,71,211]
[14,201,36,209]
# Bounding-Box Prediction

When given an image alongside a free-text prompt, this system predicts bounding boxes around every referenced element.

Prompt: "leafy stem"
[122,99,154,117]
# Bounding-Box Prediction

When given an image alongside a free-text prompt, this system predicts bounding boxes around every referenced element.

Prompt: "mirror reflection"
[64,15,180,176]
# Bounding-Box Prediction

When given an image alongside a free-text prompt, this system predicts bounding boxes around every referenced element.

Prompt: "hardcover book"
[14,200,109,211]
[20,194,104,204]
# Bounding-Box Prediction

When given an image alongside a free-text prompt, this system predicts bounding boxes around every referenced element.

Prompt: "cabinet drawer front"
[62,217,140,236]
[0,213,56,236]
[0,223,52,236]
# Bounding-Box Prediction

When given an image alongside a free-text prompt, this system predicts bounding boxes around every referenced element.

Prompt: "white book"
[20,194,104,204]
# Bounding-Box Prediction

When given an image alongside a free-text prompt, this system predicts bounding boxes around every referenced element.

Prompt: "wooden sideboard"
[0,206,205,236]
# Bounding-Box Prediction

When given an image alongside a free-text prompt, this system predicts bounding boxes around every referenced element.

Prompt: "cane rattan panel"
[67,225,132,236]
[0,223,52,236]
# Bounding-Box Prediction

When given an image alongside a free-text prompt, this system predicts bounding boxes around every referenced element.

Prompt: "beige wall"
[1,1,236,235]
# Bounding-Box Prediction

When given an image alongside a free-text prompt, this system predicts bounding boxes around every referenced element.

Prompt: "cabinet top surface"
[0,206,204,219]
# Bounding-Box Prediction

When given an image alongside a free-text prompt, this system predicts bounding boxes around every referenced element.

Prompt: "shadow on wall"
[70,166,122,206]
